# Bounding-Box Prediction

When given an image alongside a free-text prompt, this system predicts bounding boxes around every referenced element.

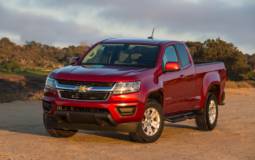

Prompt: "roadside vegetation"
[0,37,254,102]
[0,37,89,102]
[186,39,255,80]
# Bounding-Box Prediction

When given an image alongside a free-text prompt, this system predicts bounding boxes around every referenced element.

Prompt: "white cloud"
[0,2,105,46]
[0,31,22,44]
[0,0,254,54]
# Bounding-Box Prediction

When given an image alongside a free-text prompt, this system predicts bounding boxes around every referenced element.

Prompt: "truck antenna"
[148,28,155,40]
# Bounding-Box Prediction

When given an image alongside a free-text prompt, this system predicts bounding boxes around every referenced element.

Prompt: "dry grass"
[226,81,255,88]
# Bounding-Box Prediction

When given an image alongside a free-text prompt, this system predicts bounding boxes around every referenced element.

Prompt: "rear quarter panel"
[195,63,226,108]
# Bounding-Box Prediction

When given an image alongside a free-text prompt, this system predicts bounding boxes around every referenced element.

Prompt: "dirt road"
[0,89,254,160]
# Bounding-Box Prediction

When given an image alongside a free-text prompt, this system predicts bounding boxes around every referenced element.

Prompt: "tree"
[0,38,89,72]
[187,39,250,80]
[247,54,255,70]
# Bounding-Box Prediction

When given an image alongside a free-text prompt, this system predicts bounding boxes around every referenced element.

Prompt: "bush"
[246,71,255,80]
[187,39,250,80]
[0,61,22,72]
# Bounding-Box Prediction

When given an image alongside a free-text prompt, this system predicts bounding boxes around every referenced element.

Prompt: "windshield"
[81,43,159,68]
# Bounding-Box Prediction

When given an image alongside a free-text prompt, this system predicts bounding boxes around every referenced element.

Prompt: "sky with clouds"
[0,0,254,54]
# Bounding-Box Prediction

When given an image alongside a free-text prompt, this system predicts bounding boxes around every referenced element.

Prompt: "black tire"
[43,113,78,138]
[129,99,164,143]
[195,93,218,131]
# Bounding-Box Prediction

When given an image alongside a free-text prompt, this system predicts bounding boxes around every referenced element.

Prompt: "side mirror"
[69,56,80,65]
[164,62,180,72]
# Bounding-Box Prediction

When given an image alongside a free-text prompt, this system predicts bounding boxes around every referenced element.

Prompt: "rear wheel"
[129,100,164,143]
[43,113,78,137]
[195,93,218,130]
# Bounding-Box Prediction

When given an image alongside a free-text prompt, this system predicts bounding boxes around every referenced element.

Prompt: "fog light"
[57,106,62,111]
[117,106,136,116]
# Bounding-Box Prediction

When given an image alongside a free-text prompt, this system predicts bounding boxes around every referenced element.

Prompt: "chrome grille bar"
[55,81,114,92]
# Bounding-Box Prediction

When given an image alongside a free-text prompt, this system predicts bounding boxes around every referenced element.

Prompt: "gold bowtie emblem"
[78,86,89,92]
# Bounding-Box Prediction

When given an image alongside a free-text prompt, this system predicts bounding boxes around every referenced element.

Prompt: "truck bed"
[195,62,225,74]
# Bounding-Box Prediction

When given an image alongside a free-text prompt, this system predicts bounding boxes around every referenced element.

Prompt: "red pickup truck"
[43,38,226,143]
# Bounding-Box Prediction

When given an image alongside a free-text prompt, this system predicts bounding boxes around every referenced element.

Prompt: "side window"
[175,44,191,67]
[163,46,178,65]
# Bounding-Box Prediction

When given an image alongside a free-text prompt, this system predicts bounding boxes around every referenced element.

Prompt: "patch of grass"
[18,69,49,78]
[0,61,21,73]
[0,68,49,78]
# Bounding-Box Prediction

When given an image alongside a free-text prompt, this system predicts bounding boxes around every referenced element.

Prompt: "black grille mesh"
[57,106,109,113]
[59,90,110,100]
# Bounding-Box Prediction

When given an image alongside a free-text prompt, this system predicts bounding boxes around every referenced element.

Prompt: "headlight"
[45,77,56,89]
[113,81,141,94]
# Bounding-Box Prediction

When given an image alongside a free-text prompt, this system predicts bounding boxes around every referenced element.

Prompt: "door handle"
[180,74,185,78]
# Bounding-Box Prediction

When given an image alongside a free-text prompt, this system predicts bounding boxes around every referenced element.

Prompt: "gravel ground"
[0,89,254,160]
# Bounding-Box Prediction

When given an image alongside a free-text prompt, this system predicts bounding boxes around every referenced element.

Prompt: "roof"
[101,38,179,45]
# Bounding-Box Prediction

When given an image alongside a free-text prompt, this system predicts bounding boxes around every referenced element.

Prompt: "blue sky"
[0,0,254,54]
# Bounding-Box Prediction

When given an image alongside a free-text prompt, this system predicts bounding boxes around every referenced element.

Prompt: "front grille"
[57,80,114,87]
[59,90,110,101]
[57,106,109,113]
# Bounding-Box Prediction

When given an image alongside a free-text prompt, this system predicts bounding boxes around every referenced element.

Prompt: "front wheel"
[43,113,78,138]
[195,93,218,130]
[129,100,164,143]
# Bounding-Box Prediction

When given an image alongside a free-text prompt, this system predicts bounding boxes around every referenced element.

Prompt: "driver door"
[160,45,190,115]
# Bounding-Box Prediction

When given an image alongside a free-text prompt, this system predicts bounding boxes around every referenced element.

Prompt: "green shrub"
[246,71,255,80]
[0,61,22,72]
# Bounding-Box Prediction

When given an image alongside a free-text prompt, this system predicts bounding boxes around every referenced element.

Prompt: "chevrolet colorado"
[43,38,226,143]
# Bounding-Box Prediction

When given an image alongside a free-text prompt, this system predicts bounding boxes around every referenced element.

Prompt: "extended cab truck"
[43,38,226,143]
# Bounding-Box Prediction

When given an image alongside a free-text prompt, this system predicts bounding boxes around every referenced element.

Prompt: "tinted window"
[163,46,178,65]
[176,44,190,67]
[82,43,159,68]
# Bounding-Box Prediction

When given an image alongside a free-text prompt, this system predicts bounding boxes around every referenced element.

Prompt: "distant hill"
[0,37,89,72]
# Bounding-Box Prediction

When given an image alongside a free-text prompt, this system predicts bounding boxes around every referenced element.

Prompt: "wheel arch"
[207,84,221,102]
[201,71,221,108]
[146,89,164,107]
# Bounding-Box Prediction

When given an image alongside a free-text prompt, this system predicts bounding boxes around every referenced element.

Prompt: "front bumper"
[45,110,138,132]
[42,91,145,131]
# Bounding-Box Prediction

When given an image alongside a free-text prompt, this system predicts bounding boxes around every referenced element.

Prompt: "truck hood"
[51,65,153,82]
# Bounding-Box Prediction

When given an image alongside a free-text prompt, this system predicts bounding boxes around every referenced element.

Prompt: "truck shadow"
[79,122,198,142]
[0,120,49,137]
[81,131,131,142]
[0,121,198,143]
[164,123,198,130]
[0,100,198,142]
